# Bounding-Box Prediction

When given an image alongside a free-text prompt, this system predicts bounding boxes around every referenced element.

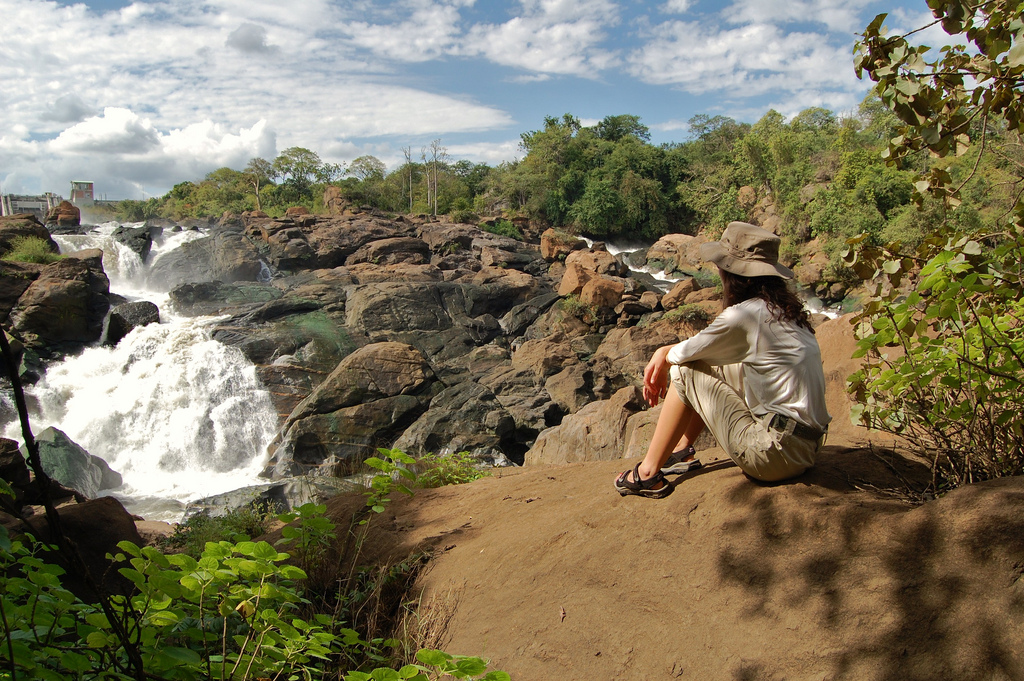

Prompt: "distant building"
[0,192,62,221]
[70,180,94,207]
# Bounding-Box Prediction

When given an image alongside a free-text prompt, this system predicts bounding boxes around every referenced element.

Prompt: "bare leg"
[672,411,706,457]
[626,388,695,484]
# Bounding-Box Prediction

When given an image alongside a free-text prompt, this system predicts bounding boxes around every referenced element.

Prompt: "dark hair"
[720,269,813,332]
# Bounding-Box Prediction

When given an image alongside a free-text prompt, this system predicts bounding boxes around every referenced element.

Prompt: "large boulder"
[22,496,143,598]
[44,200,80,228]
[112,224,155,262]
[0,260,42,322]
[301,216,418,268]
[580,276,625,309]
[146,226,263,289]
[273,342,436,476]
[0,214,60,257]
[392,381,517,466]
[345,237,431,266]
[21,427,121,499]
[540,228,586,261]
[105,300,160,346]
[564,248,627,277]
[525,386,646,464]
[645,233,709,275]
[9,251,110,347]
[660,277,700,310]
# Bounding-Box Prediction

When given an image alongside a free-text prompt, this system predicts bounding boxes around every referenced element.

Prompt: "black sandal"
[614,463,672,499]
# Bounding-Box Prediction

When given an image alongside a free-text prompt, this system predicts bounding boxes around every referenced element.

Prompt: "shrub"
[1,236,62,264]
[482,219,522,240]
[559,294,598,324]
[844,221,1024,491]
[161,501,276,556]
[417,451,490,488]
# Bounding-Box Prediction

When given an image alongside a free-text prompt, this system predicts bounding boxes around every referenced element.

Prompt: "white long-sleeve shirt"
[666,298,832,432]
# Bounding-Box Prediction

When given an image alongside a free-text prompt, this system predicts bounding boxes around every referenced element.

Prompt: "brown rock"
[565,249,624,276]
[323,186,351,216]
[761,214,783,235]
[511,336,577,378]
[557,262,593,296]
[287,342,434,423]
[794,238,830,287]
[645,233,708,274]
[540,228,585,261]
[544,364,593,414]
[738,185,757,209]
[45,200,80,227]
[639,290,661,310]
[345,237,431,266]
[525,386,645,464]
[23,496,144,598]
[661,277,700,310]
[0,260,43,322]
[0,213,60,256]
[10,256,110,346]
[685,287,721,304]
[580,276,624,309]
[285,206,310,217]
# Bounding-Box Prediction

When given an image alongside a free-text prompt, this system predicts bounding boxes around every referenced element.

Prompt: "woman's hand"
[643,345,673,407]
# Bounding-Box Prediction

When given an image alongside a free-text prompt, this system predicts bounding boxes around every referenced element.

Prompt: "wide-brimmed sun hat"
[699,221,794,279]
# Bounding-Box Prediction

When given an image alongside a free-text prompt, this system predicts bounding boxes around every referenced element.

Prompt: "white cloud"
[662,0,691,13]
[461,0,620,76]
[447,139,522,164]
[51,108,161,154]
[226,23,279,54]
[508,73,552,83]
[0,0,514,197]
[628,20,863,101]
[343,1,465,62]
[724,0,877,33]
[42,94,96,124]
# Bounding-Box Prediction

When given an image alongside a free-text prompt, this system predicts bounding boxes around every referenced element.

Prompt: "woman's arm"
[643,345,675,407]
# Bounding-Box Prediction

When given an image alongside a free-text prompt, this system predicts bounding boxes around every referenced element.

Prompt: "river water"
[1,223,277,522]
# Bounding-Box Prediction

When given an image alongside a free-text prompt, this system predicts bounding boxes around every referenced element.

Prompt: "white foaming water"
[4,221,276,521]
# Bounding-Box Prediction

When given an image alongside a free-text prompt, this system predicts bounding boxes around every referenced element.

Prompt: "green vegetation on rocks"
[1,236,62,265]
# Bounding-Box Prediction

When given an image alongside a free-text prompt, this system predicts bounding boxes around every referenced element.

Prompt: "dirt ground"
[335,440,1024,681]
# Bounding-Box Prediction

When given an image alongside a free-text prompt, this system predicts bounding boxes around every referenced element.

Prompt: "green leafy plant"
[482,219,522,240]
[844,220,1024,490]
[344,649,509,681]
[1,236,62,264]
[162,502,276,557]
[416,452,489,489]
[0,528,345,681]
[277,502,338,586]
[363,449,418,519]
[559,294,598,324]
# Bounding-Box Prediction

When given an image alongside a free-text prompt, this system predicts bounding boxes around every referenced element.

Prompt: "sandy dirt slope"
[339,444,1024,681]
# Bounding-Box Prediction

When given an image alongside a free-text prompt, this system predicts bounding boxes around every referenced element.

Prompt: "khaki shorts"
[670,361,819,482]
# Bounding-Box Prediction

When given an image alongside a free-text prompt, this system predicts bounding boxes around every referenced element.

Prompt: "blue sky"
[0,0,943,200]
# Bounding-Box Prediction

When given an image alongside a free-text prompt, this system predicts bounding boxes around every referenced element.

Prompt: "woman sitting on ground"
[615,222,831,498]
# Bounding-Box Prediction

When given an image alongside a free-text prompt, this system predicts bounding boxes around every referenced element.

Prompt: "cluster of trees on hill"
[116,98,1021,285]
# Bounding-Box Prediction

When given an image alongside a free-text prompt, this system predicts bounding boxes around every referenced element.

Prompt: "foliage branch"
[846,2,1024,489]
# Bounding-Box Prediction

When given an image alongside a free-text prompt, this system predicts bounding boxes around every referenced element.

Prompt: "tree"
[594,114,650,142]
[273,147,343,187]
[422,139,449,216]
[348,155,386,181]
[243,157,275,211]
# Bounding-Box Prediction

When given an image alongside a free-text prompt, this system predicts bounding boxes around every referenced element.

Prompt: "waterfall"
[2,221,277,521]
